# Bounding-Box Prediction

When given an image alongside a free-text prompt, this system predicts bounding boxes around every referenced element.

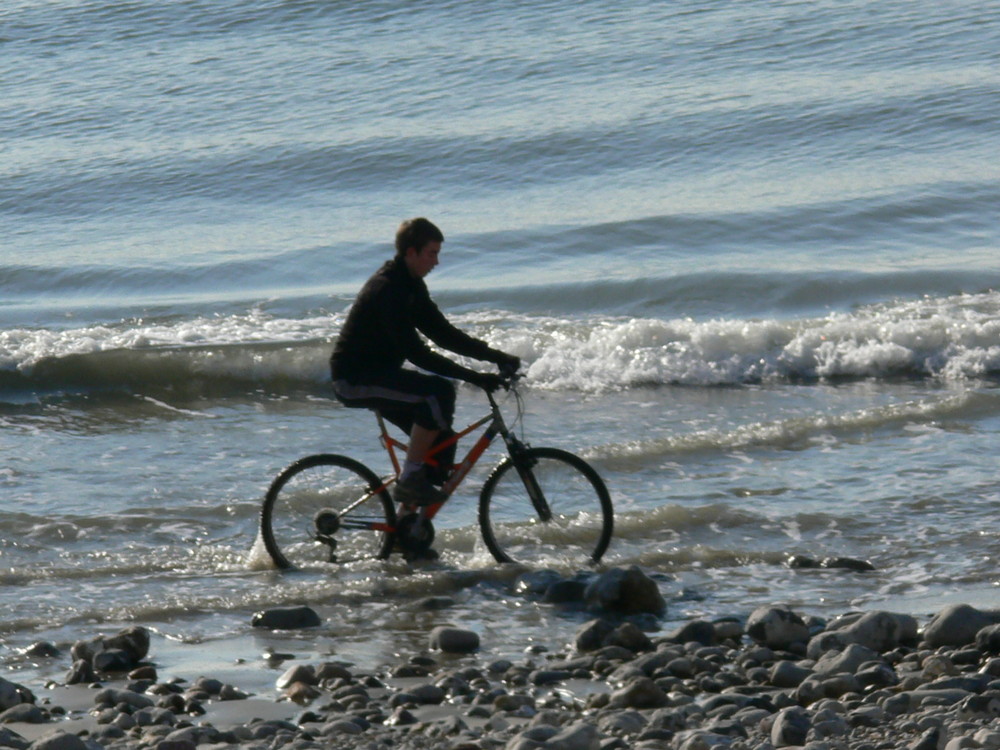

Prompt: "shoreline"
[3,574,999,750]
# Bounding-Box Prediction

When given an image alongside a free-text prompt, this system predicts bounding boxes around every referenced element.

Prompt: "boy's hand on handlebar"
[470,372,507,393]
[497,354,520,379]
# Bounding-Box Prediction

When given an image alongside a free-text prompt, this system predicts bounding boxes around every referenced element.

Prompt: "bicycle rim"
[479,447,613,567]
[261,454,395,568]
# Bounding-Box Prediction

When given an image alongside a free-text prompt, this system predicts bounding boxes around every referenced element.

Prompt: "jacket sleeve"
[406,285,505,381]
[413,287,504,360]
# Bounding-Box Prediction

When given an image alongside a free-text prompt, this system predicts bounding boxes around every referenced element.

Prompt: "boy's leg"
[332,370,456,504]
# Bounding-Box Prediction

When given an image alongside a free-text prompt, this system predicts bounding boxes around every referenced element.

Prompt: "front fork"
[505,435,552,523]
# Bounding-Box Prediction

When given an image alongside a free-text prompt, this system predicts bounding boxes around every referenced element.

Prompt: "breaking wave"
[2,290,999,403]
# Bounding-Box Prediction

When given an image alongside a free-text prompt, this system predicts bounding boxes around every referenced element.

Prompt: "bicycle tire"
[478,447,613,566]
[261,454,396,569]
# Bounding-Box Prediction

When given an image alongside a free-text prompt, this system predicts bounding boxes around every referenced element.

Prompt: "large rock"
[771,706,812,747]
[0,727,28,750]
[0,704,46,724]
[575,619,615,652]
[0,677,34,712]
[64,660,96,686]
[830,610,918,652]
[93,688,155,711]
[250,606,321,630]
[813,643,881,677]
[546,722,601,750]
[583,567,666,616]
[976,623,1000,655]
[746,606,810,649]
[429,626,480,653]
[69,626,151,674]
[922,604,1000,648]
[608,677,670,709]
[26,731,88,750]
[104,626,150,663]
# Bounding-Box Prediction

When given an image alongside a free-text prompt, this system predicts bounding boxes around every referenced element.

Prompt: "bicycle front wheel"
[261,454,396,569]
[479,447,613,567]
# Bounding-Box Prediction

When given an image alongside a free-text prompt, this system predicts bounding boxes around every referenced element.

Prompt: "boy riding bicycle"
[330,218,520,526]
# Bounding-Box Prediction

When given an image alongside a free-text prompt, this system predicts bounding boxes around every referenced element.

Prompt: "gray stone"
[316,662,353,681]
[25,731,88,750]
[0,727,29,750]
[23,643,59,659]
[906,689,974,708]
[598,710,647,735]
[276,664,316,689]
[770,660,813,688]
[667,620,717,646]
[531,670,571,686]
[0,678,33,712]
[90,726,124,743]
[494,694,535,713]
[608,677,669,709]
[813,643,880,677]
[408,683,446,704]
[821,556,875,571]
[155,740,196,750]
[68,636,104,663]
[93,687,155,710]
[922,604,1000,648]
[976,623,1000,654]
[0,704,46,724]
[575,619,615,652]
[806,631,850,660]
[514,569,564,595]
[322,719,364,735]
[193,676,223,694]
[104,626,150,663]
[856,662,899,689]
[543,580,588,604]
[604,622,653,652]
[908,727,942,750]
[771,706,811,747]
[746,606,810,650]
[957,693,1000,719]
[584,566,666,616]
[250,605,321,629]
[831,610,918,652]
[92,648,132,673]
[429,626,480,653]
[70,627,150,674]
[546,721,600,750]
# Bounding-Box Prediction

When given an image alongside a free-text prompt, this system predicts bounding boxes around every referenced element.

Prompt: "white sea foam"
[3,292,998,395]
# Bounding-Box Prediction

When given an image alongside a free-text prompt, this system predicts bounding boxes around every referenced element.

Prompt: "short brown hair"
[395,218,444,257]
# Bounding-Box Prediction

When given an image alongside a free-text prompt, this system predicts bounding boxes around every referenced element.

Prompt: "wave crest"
[2,291,998,402]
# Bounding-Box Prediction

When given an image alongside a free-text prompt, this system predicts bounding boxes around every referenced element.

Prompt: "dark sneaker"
[394,470,448,506]
[403,546,440,563]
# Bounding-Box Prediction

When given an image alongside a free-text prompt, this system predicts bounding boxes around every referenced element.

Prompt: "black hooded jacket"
[330,259,502,384]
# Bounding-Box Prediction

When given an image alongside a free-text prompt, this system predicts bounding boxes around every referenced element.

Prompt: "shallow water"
[2,0,999,688]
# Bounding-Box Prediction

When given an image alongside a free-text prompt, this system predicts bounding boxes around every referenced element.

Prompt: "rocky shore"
[2,567,999,750]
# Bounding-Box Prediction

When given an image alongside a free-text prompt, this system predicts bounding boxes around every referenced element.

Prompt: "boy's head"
[395,217,444,258]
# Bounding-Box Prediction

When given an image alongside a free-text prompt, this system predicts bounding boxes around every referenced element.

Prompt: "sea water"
[2,0,998,688]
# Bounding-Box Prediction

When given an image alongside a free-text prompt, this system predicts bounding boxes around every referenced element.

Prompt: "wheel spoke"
[261,455,395,568]
[479,448,613,567]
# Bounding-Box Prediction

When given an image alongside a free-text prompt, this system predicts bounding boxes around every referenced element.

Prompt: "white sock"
[401,459,423,481]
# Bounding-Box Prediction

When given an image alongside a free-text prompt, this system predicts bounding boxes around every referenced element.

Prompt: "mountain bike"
[259,377,613,568]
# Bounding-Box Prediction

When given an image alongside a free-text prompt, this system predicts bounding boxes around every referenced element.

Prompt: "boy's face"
[404,241,441,278]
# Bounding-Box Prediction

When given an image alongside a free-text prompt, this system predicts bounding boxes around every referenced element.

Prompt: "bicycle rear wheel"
[478,447,613,567]
[261,454,395,568]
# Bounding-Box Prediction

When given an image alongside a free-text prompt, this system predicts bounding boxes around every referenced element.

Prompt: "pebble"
[4,586,1000,750]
